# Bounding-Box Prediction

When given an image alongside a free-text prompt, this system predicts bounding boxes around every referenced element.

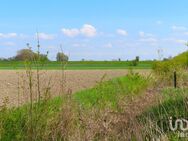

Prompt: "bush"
[129,56,140,66]
[130,59,138,66]
[56,52,69,62]
[152,52,188,86]
[14,49,49,61]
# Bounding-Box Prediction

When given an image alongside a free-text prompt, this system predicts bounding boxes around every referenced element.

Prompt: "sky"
[0,0,188,61]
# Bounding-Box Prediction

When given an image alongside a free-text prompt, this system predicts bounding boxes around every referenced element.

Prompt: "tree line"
[0,49,69,62]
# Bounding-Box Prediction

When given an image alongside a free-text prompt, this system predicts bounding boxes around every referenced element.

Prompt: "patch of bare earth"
[0,70,150,107]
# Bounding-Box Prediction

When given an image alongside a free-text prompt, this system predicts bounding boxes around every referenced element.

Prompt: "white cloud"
[37,33,55,40]
[156,21,163,25]
[139,38,158,43]
[171,25,187,31]
[116,29,128,36]
[19,34,29,39]
[139,37,158,46]
[62,24,97,37]
[0,33,17,38]
[46,46,56,49]
[2,42,16,46]
[72,43,86,47]
[139,31,145,37]
[138,31,157,45]
[104,43,113,48]
[61,28,80,37]
[175,39,187,44]
[162,38,174,42]
[139,31,154,38]
[163,38,187,45]
[80,24,97,37]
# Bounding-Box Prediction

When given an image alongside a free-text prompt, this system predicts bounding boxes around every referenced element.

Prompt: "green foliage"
[15,49,35,61]
[0,74,151,140]
[130,59,138,66]
[129,56,140,66]
[13,49,49,62]
[0,98,63,141]
[136,56,140,62]
[56,52,69,62]
[139,88,188,140]
[152,51,188,87]
[153,51,188,75]
[74,73,150,109]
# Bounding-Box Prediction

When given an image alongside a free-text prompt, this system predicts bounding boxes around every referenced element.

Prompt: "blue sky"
[0,0,188,60]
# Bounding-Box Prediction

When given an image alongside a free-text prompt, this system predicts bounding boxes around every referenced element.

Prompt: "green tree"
[56,52,69,62]
[136,56,139,62]
[15,49,35,61]
[130,56,140,66]
[14,49,49,61]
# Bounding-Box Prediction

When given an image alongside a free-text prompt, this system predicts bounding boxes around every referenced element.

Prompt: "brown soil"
[0,70,150,107]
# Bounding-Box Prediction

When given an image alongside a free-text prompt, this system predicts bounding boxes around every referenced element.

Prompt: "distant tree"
[0,58,8,61]
[130,60,138,66]
[15,49,36,61]
[56,52,69,62]
[136,56,140,62]
[168,56,172,59]
[112,59,118,61]
[130,56,139,66]
[163,58,169,61]
[39,53,49,62]
[14,49,49,61]
[118,58,121,61]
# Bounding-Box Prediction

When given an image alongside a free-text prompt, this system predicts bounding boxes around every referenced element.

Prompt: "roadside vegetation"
[74,72,151,109]
[138,51,188,140]
[139,88,188,140]
[0,72,152,141]
[0,45,188,140]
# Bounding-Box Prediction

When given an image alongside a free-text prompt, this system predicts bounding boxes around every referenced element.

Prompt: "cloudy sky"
[0,0,188,60]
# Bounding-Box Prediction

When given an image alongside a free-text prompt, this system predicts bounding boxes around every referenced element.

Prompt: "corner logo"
[169,117,188,138]
[169,117,188,132]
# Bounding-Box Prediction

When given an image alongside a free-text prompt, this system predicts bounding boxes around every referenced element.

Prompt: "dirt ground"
[0,70,150,107]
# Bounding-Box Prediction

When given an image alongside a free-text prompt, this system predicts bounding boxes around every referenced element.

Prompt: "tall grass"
[137,51,188,140]
[152,51,188,89]
[0,70,152,140]
[4,43,188,140]
[0,41,69,140]
[138,88,188,140]
[74,72,151,110]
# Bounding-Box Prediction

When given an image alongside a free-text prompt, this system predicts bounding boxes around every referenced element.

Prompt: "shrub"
[129,56,140,66]
[130,60,138,66]
[56,52,69,62]
[14,49,49,61]
[152,52,188,86]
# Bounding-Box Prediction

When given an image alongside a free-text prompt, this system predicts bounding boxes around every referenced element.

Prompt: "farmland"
[1,0,188,140]
[0,51,187,140]
[0,50,188,141]
[0,61,153,70]
[0,69,150,107]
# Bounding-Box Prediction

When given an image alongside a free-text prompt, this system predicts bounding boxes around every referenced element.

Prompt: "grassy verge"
[139,88,188,140]
[0,73,151,140]
[74,72,150,109]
